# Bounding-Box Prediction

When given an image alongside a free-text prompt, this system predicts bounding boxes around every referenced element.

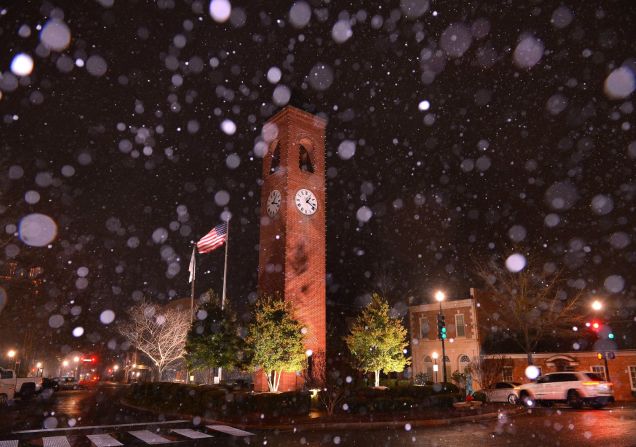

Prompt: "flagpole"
[187,244,196,385]
[190,244,196,322]
[218,218,230,384]
[221,218,229,311]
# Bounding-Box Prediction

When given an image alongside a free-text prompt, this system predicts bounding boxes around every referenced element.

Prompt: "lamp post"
[73,356,80,380]
[36,362,43,377]
[590,299,612,381]
[7,349,17,370]
[435,290,448,385]
[432,352,439,383]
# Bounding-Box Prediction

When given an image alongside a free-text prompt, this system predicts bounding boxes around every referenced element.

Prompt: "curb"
[119,399,524,432]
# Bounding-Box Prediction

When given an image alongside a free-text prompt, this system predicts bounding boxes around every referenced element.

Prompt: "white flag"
[188,246,196,283]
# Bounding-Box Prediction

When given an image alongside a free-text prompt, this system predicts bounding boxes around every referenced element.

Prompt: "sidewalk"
[120,398,523,432]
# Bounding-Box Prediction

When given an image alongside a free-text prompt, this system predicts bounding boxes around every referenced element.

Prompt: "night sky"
[1,0,635,360]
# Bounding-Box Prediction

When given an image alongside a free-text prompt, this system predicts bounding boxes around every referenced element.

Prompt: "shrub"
[124,382,310,418]
[438,382,459,394]
[472,391,487,403]
[341,385,461,414]
[414,372,429,386]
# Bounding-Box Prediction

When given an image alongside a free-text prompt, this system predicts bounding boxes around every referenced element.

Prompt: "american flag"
[196,222,228,254]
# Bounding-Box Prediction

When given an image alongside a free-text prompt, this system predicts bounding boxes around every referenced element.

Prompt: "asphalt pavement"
[1,386,635,446]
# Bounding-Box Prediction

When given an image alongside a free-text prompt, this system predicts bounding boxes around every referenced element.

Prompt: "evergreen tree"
[345,293,411,387]
[185,291,249,376]
[247,295,306,392]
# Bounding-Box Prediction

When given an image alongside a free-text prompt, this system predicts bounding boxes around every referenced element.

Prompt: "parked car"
[483,381,521,404]
[0,376,15,407]
[54,376,83,390]
[0,367,43,400]
[515,371,614,409]
[42,377,59,391]
[79,375,100,388]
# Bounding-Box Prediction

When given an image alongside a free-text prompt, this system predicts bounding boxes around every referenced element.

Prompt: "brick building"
[408,289,636,401]
[409,298,481,383]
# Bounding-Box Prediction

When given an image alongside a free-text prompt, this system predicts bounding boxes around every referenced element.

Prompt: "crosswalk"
[1,424,255,447]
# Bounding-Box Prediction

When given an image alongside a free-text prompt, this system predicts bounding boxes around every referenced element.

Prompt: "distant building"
[408,289,636,401]
[0,260,45,376]
[408,298,480,383]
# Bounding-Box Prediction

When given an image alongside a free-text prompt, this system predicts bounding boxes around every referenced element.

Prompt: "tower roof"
[287,88,318,114]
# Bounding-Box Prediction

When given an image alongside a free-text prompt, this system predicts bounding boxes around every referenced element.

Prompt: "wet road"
[266,405,636,446]
[0,385,159,434]
[1,386,635,446]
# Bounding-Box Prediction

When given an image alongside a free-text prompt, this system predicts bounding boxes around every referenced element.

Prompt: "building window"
[423,356,433,383]
[455,314,466,338]
[269,143,281,174]
[629,366,636,391]
[459,355,470,373]
[420,318,430,339]
[502,366,513,382]
[299,145,314,173]
[591,365,606,380]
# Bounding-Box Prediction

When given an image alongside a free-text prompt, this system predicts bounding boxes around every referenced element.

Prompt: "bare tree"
[476,258,586,365]
[119,300,191,381]
[468,355,512,390]
[303,352,347,417]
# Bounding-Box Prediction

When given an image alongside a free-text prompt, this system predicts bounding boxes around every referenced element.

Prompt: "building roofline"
[482,350,636,359]
[409,298,474,312]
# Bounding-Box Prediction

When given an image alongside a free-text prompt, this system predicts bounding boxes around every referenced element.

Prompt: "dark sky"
[1,0,635,358]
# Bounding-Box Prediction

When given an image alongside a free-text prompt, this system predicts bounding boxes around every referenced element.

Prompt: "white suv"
[515,371,614,409]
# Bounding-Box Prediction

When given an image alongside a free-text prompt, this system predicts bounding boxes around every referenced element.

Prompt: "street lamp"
[435,290,448,385]
[36,362,43,377]
[7,349,17,372]
[591,299,603,311]
[432,352,439,383]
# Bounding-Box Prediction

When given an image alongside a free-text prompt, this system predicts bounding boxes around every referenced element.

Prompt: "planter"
[452,401,483,410]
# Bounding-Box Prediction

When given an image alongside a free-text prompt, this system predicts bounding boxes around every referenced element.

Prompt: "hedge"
[341,384,461,414]
[126,382,310,418]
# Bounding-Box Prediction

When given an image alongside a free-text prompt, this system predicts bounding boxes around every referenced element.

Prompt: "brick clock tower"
[256,105,327,392]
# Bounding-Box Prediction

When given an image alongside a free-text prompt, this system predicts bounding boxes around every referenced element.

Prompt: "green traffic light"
[608,333,615,339]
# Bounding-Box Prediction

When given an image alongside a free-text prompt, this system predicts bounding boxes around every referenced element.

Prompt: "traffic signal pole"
[438,301,448,385]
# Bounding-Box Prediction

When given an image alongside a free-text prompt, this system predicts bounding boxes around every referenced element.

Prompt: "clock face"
[295,189,318,215]
[266,189,281,217]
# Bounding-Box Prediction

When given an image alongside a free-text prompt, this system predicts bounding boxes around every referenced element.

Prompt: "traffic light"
[586,321,601,332]
[437,314,447,340]
[608,333,615,340]
[597,352,604,360]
